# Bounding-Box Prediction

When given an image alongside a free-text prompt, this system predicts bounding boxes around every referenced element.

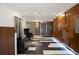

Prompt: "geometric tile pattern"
[24,36,75,55]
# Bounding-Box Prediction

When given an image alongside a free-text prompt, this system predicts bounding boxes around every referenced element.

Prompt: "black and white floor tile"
[23,36,76,55]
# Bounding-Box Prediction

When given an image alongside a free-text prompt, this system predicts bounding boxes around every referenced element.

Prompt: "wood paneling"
[53,4,79,53]
[0,27,2,54]
[65,4,79,53]
[53,18,58,37]
[0,27,15,55]
[53,16,65,42]
[75,33,79,53]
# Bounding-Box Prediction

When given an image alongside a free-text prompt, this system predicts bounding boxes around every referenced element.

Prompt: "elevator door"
[41,23,46,35]
[47,23,51,36]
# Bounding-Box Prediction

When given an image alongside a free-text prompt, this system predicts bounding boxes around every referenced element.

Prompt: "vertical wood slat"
[53,4,79,53]
[0,27,2,54]
[65,4,79,53]
[0,27,15,55]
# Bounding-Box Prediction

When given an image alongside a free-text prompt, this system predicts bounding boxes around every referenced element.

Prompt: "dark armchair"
[24,28,33,38]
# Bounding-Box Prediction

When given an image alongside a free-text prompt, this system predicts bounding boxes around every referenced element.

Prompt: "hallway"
[0,3,79,55]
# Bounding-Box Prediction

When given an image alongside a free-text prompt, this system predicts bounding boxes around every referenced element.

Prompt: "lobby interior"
[0,3,79,55]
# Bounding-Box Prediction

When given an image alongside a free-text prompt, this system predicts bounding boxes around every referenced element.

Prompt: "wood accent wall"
[65,4,79,53]
[0,27,15,55]
[53,4,79,53]
[53,15,65,42]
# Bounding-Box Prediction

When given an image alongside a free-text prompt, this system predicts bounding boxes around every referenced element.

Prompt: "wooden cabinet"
[0,27,15,55]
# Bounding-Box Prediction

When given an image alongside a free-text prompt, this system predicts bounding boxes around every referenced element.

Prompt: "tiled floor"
[22,36,76,55]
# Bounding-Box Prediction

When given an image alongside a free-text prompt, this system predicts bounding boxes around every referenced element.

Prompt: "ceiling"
[4,3,76,21]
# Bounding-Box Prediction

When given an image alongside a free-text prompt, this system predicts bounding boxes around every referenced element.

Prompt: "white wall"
[0,4,24,54]
[0,4,23,27]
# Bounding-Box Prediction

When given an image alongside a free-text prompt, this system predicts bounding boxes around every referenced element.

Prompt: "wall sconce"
[56,13,65,17]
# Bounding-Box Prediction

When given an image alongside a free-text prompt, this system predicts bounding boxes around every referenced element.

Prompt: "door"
[40,23,46,35]
[47,23,52,36]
